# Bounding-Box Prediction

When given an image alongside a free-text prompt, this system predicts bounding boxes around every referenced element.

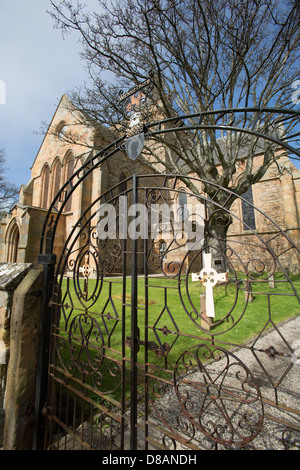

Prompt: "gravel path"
[141,316,300,450]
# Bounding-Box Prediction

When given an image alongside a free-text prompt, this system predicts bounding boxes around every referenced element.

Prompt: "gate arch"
[39,106,300,255]
[34,108,300,450]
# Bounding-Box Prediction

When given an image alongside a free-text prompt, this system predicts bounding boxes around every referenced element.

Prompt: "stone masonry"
[0,263,43,449]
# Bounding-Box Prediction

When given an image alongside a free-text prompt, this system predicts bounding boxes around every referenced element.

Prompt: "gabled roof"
[30,94,119,171]
[30,94,67,170]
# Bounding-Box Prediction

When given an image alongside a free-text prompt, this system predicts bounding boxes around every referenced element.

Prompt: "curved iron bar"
[39,107,300,255]
[146,124,300,160]
[146,106,300,123]
[39,135,126,254]
[173,344,264,448]
[51,182,133,387]
[140,176,300,251]
[59,171,300,275]
[54,179,133,281]
[136,177,300,336]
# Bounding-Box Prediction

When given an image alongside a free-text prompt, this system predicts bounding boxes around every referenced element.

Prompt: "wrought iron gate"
[33,167,300,450]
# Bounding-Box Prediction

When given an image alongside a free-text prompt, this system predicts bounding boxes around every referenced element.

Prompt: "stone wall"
[0,263,43,450]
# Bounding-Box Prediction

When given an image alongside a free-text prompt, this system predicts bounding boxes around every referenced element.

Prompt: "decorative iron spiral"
[174,344,264,448]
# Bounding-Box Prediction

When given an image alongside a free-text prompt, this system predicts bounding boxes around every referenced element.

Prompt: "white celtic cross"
[192,253,228,318]
[79,254,94,298]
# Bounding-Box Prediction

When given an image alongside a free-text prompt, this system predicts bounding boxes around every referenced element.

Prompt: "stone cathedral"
[0,94,299,273]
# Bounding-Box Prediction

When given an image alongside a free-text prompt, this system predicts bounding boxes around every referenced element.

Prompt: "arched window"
[41,164,50,209]
[51,158,62,201]
[178,191,188,222]
[159,240,167,261]
[56,120,67,140]
[6,220,19,262]
[242,186,256,230]
[64,152,75,212]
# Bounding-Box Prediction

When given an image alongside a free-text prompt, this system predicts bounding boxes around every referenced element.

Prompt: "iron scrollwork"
[174,344,264,448]
[68,313,105,376]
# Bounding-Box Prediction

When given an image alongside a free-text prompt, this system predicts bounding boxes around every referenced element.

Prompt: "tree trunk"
[204,203,231,273]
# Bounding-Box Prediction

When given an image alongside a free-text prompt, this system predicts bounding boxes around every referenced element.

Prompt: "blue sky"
[0,0,98,189]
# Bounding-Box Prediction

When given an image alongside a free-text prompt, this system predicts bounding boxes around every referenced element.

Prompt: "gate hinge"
[125,336,170,358]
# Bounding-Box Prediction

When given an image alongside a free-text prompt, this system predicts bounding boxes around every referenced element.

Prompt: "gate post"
[32,253,56,450]
[130,174,139,450]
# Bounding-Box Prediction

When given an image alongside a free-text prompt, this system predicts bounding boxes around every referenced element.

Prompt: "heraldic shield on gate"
[33,107,300,451]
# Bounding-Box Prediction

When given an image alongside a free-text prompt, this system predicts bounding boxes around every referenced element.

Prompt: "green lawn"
[55,272,300,402]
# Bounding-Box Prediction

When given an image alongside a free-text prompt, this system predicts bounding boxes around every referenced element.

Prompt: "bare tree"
[48,0,300,255]
[0,149,19,216]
